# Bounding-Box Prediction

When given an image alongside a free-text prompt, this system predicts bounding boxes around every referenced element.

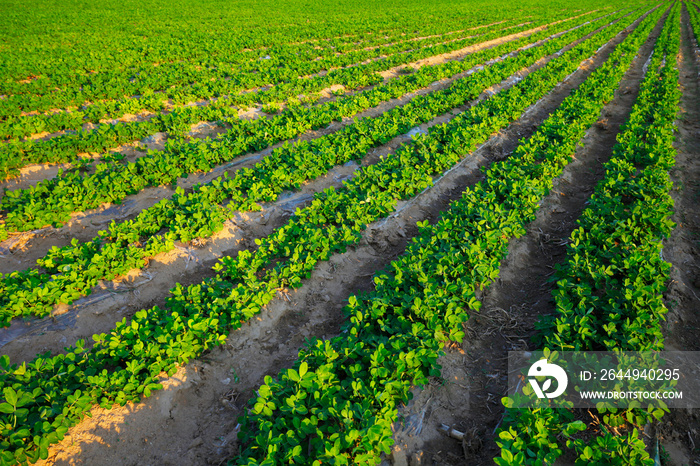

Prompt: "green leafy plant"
[496,4,682,464]
[0,7,635,327]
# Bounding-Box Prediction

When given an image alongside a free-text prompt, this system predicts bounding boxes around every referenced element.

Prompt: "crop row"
[0,13,573,179]
[0,8,635,328]
[0,7,653,463]
[229,7,664,464]
[0,7,615,230]
[2,24,475,100]
[0,20,508,135]
[688,0,700,44]
[0,16,589,181]
[0,24,475,133]
[495,4,680,465]
[0,4,471,85]
[0,17,537,142]
[2,8,523,102]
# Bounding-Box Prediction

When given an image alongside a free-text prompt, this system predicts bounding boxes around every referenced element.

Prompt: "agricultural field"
[0,0,699,464]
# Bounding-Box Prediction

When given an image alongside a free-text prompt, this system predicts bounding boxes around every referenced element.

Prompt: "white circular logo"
[528,359,568,399]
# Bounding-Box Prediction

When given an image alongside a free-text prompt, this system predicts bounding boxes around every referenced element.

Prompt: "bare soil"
[654,4,700,465]
[386,7,672,465]
[0,14,544,196]
[0,15,582,271]
[0,9,592,197]
[0,12,614,363]
[30,8,657,466]
[7,5,700,466]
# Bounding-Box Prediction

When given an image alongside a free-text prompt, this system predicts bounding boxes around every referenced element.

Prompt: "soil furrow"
[384,8,668,465]
[31,8,656,465]
[0,8,631,363]
[0,12,614,274]
[653,4,700,465]
[0,10,598,197]
[0,18,532,165]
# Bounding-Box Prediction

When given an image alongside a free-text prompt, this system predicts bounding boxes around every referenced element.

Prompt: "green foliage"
[0,1,672,464]
[233,6,665,464]
[497,4,682,464]
[0,8,576,179]
[0,7,633,326]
